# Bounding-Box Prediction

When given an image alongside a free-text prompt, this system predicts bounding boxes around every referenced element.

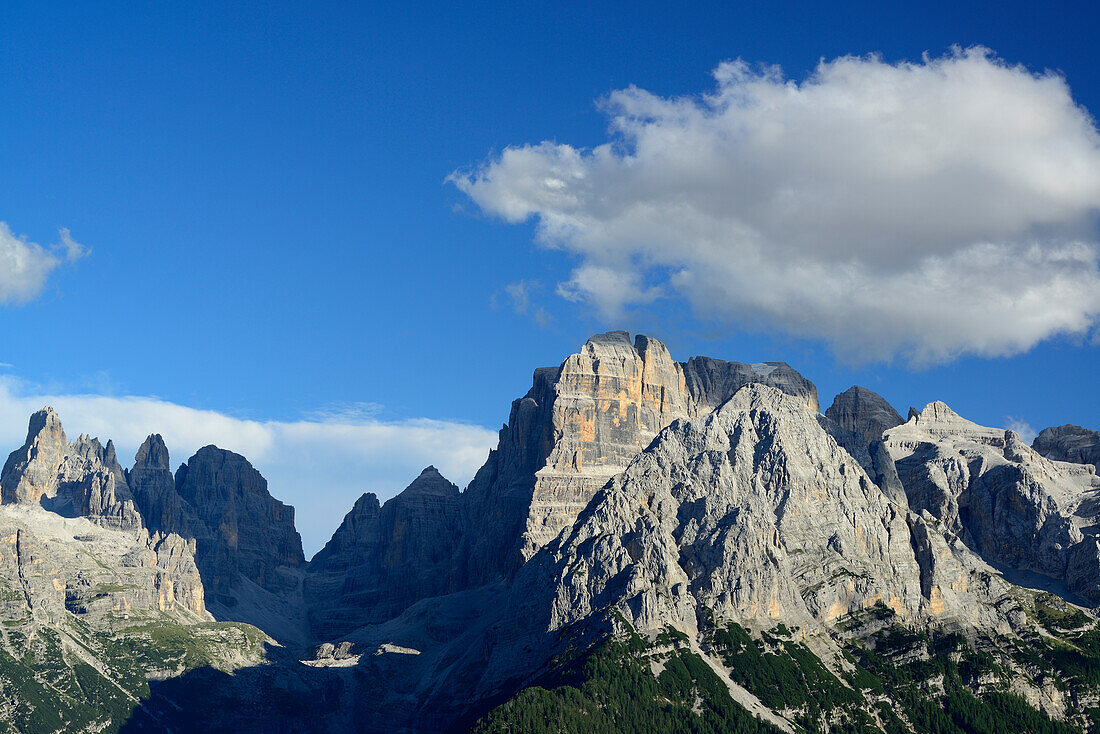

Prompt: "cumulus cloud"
[0,377,497,557]
[452,47,1100,364]
[0,223,89,304]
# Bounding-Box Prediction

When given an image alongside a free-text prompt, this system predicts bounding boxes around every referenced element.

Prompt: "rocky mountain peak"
[403,466,459,496]
[134,433,171,470]
[306,469,462,639]
[1,406,69,505]
[502,382,1003,659]
[681,356,820,413]
[883,403,1100,603]
[27,405,65,442]
[1,407,141,529]
[825,385,904,445]
[174,445,305,600]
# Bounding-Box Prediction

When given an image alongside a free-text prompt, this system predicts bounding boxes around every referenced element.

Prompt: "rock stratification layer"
[883,402,1100,601]
[461,331,826,585]
[0,407,142,529]
[825,385,904,445]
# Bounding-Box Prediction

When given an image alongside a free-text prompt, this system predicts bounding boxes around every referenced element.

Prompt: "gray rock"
[825,385,904,445]
[461,332,825,587]
[681,355,821,413]
[344,385,1014,728]
[883,402,1100,601]
[1034,424,1100,471]
[173,445,305,603]
[869,439,907,507]
[312,333,847,636]
[0,407,142,529]
[306,467,462,639]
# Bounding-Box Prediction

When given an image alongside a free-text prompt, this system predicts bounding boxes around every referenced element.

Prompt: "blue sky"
[2,1,1099,553]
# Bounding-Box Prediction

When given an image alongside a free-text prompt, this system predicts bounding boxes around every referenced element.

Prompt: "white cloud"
[0,377,497,557]
[452,47,1100,364]
[0,223,89,305]
[1004,416,1038,445]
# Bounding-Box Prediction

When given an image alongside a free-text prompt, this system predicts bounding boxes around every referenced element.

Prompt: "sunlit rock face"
[529,385,1003,637]
[303,333,830,636]
[371,385,1012,729]
[461,331,826,587]
[1,407,142,530]
[884,402,1100,601]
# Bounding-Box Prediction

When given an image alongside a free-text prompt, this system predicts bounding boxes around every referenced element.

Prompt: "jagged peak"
[351,491,381,514]
[135,434,171,470]
[24,405,65,445]
[916,400,961,421]
[711,381,810,417]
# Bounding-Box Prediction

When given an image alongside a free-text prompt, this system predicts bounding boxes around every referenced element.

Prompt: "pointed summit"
[402,466,460,497]
[1,407,141,528]
[1,406,69,504]
[134,434,171,471]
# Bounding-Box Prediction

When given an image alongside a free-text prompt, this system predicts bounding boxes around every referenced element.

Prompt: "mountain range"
[2,331,1100,732]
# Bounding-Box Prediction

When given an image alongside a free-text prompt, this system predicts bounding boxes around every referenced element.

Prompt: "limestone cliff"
[461,332,827,587]
[883,402,1100,601]
[0,407,142,529]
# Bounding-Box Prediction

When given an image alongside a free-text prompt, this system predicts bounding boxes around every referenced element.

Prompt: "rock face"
[682,355,820,413]
[825,385,904,445]
[132,441,305,608]
[533,386,1000,636]
[306,466,462,639]
[883,402,1100,601]
[0,407,142,529]
[0,504,207,623]
[461,332,825,586]
[1034,424,1100,471]
[302,333,832,642]
[341,385,1013,729]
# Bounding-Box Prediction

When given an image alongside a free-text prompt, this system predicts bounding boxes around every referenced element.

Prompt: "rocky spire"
[1,407,142,529]
[1,407,68,505]
[129,434,200,540]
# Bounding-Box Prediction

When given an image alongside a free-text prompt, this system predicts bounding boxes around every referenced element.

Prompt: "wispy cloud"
[0,377,497,556]
[500,279,553,327]
[1004,416,1037,445]
[0,223,89,305]
[453,47,1100,365]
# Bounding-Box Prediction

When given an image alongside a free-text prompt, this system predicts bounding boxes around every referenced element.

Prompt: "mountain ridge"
[1,332,1099,732]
